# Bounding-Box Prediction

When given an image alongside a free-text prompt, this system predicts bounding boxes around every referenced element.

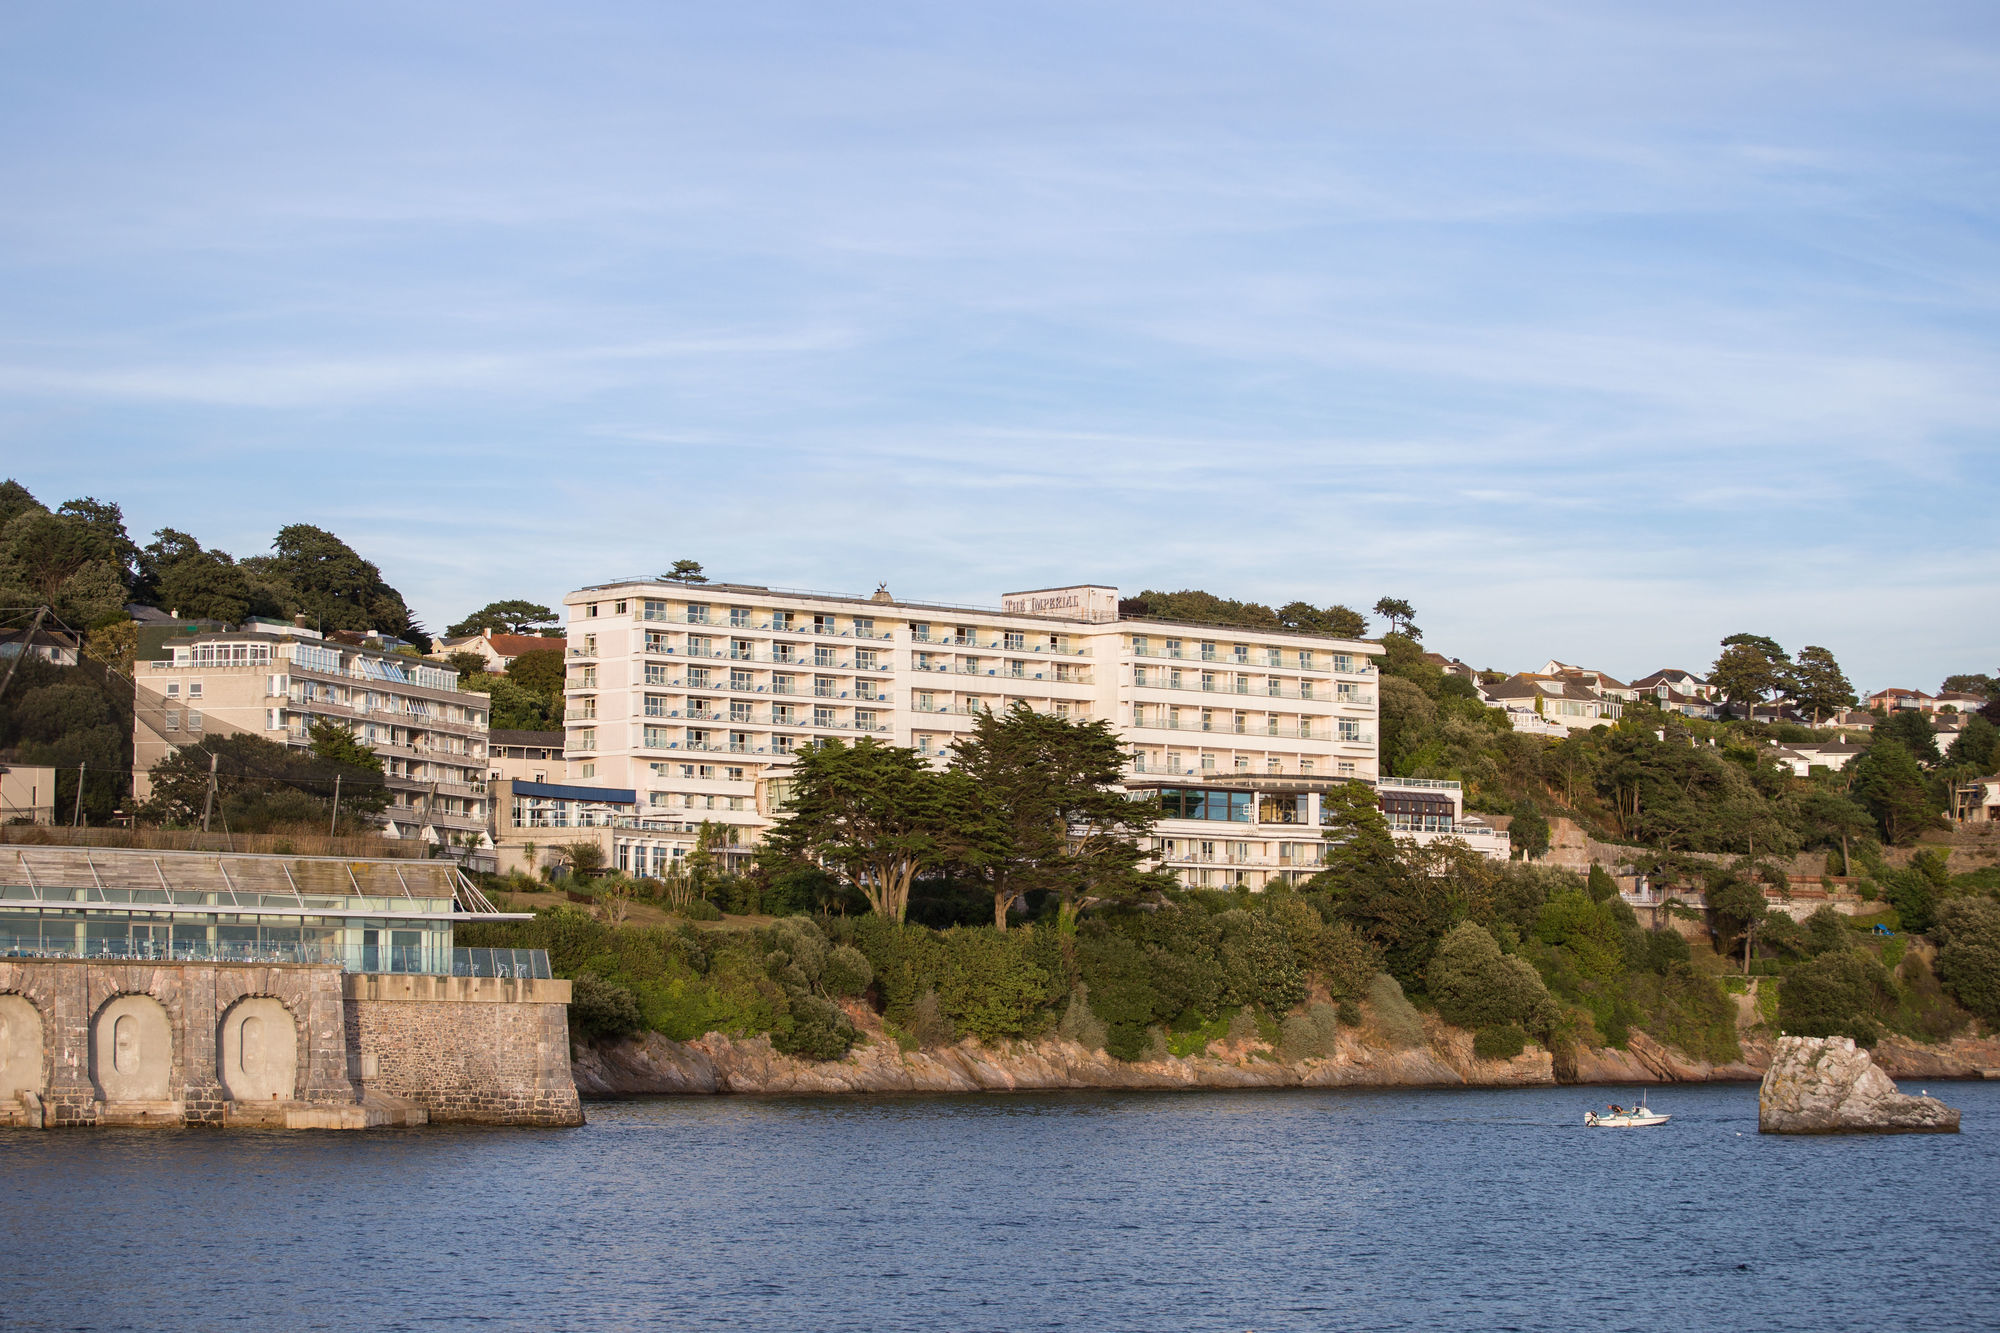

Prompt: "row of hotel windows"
[1131,706,1366,740]
[1134,753,1360,778]
[1132,667,1365,700]
[1129,637,1360,672]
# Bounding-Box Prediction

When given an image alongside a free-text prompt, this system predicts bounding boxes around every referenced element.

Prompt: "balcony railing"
[0,937,550,979]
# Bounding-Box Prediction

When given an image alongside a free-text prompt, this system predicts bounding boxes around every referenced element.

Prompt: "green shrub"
[1057,982,1109,1052]
[1315,921,1383,1000]
[1473,1024,1527,1060]
[1933,897,2000,1025]
[676,899,723,922]
[1225,1005,1261,1047]
[1337,999,1361,1027]
[909,988,955,1049]
[1779,950,1899,1046]
[1625,961,1741,1064]
[823,944,873,997]
[1426,922,1557,1034]
[1586,864,1618,903]
[1366,973,1427,1049]
[1892,952,1969,1042]
[568,973,644,1041]
[1142,1026,1171,1063]
[1280,1002,1341,1062]
[773,993,857,1061]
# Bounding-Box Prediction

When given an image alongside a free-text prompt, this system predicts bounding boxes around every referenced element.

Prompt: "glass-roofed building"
[0,845,540,976]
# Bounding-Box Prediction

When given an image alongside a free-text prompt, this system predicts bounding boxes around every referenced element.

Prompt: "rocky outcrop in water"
[1758,1035,1961,1134]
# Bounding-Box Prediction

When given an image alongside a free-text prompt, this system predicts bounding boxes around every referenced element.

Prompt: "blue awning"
[512,780,637,805]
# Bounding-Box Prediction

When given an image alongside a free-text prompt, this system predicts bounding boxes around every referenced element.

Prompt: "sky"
[1,1,1995,694]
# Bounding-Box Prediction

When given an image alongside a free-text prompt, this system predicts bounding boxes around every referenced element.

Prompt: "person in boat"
[1608,1104,1624,1115]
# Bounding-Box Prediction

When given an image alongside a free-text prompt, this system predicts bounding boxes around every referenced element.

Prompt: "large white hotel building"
[545,579,1500,889]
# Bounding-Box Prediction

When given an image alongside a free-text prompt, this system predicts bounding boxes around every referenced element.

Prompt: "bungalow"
[0,628,80,667]
[1480,673,1624,735]
[1631,668,1718,701]
[1541,661,1639,703]
[431,629,566,674]
[1867,687,1934,713]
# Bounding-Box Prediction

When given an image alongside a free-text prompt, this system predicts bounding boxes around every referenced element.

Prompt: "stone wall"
[0,959,580,1130]
[343,973,581,1127]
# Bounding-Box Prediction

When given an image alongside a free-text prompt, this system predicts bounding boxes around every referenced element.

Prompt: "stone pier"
[0,958,581,1130]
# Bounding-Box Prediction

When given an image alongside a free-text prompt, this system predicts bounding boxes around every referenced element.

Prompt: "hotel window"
[1333,653,1355,673]
[645,631,671,653]
[1297,650,1313,670]
[699,764,716,779]
[773,704,798,725]
[1337,761,1355,776]
[686,728,711,749]
[1300,680,1314,700]
[813,614,834,634]
[165,681,180,697]
[772,642,796,664]
[1201,671,1216,692]
[267,708,284,730]
[187,711,204,731]
[814,646,835,667]
[1004,631,1025,650]
[814,675,835,697]
[730,700,752,722]
[1301,759,1315,774]
[1053,701,1071,718]
[772,735,796,754]
[1235,756,1249,771]
[582,634,597,654]
[575,728,597,751]
[813,705,835,727]
[1169,668,1184,689]
[853,617,875,638]
[1339,719,1361,741]
[1200,641,1217,661]
[772,674,794,694]
[916,691,936,712]
[773,611,795,631]
[644,599,669,620]
[730,606,752,627]
[910,621,930,642]
[1267,757,1281,773]
[1133,666,1149,687]
[856,678,881,700]
[953,625,972,645]
[1232,712,1247,733]
[1200,754,1216,771]
[1166,639,1183,659]
[1233,645,1249,663]
[730,638,753,660]
[580,763,595,778]
[644,694,668,717]
[916,735,933,754]
[687,635,712,657]
[1299,719,1314,739]
[614,600,628,614]
[165,709,180,731]
[587,604,599,618]
[1200,709,1215,732]
[730,669,751,690]
[688,697,713,719]
[1131,634,1149,656]
[730,732,750,753]
[679,764,696,778]
[855,709,876,730]
[855,649,879,671]
[187,682,203,699]
[687,603,711,625]
[727,766,744,780]
[645,663,668,686]
[687,666,710,689]
[1133,704,1148,727]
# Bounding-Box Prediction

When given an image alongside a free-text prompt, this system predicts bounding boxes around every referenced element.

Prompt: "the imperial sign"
[998,585,1119,621]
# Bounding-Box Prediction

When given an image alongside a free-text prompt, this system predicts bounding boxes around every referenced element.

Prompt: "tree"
[1372,597,1418,638]
[1875,709,1941,766]
[1940,673,1997,700]
[245,524,420,645]
[1793,787,1873,874]
[949,702,1162,930]
[1847,738,1941,845]
[663,560,708,584]
[1426,922,1556,1035]
[1276,602,1368,638]
[307,717,385,776]
[137,529,253,622]
[1789,646,1856,724]
[446,600,561,637]
[1933,898,2000,1025]
[138,731,388,829]
[506,648,567,698]
[444,651,488,679]
[1710,634,1790,716]
[1509,797,1551,860]
[0,505,132,627]
[1945,716,1998,774]
[765,737,982,922]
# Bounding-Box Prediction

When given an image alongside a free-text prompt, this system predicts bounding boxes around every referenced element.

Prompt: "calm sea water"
[4,1082,1998,1332]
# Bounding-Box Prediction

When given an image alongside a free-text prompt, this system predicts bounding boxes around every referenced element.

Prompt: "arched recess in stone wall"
[91,994,174,1103]
[0,994,45,1101]
[217,996,298,1102]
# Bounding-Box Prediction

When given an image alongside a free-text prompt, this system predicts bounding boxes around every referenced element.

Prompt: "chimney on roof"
[293,614,309,629]
[871,583,893,603]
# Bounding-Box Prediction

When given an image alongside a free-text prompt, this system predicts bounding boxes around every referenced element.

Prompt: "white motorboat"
[1585,1096,1670,1128]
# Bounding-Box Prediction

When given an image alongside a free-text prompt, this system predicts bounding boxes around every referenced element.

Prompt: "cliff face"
[571,998,2000,1100]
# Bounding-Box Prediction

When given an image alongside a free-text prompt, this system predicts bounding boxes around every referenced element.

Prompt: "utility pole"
[0,606,49,708]
[329,774,342,838]
[72,762,86,827]
[200,752,219,832]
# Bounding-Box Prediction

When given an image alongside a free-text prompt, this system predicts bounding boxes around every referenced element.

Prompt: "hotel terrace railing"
[0,937,551,979]
[1130,674,1373,703]
[910,661,1092,683]
[1129,645,1371,674]
[643,711,892,731]
[1129,718,1372,742]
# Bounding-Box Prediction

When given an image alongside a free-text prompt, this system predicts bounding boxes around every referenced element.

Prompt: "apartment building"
[133,621,493,852]
[560,579,1395,889]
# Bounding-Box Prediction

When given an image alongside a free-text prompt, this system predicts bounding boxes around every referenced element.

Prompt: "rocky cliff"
[1759,1035,1962,1134]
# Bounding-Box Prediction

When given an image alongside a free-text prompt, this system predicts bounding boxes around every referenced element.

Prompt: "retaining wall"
[343,973,580,1126]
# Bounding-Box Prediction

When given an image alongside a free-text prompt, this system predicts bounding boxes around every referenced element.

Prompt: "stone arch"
[0,993,45,1101]
[91,993,173,1103]
[217,996,298,1103]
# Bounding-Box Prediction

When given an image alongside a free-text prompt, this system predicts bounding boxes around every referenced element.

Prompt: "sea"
[4,1081,1997,1332]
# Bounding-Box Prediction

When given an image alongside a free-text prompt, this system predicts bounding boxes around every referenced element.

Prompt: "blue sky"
[2,2,1995,693]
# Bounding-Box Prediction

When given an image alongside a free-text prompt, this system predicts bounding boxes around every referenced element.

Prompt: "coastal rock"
[1758,1035,1961,1134]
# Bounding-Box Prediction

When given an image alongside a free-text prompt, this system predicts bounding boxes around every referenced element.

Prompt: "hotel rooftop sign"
[999,585,1119,622]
